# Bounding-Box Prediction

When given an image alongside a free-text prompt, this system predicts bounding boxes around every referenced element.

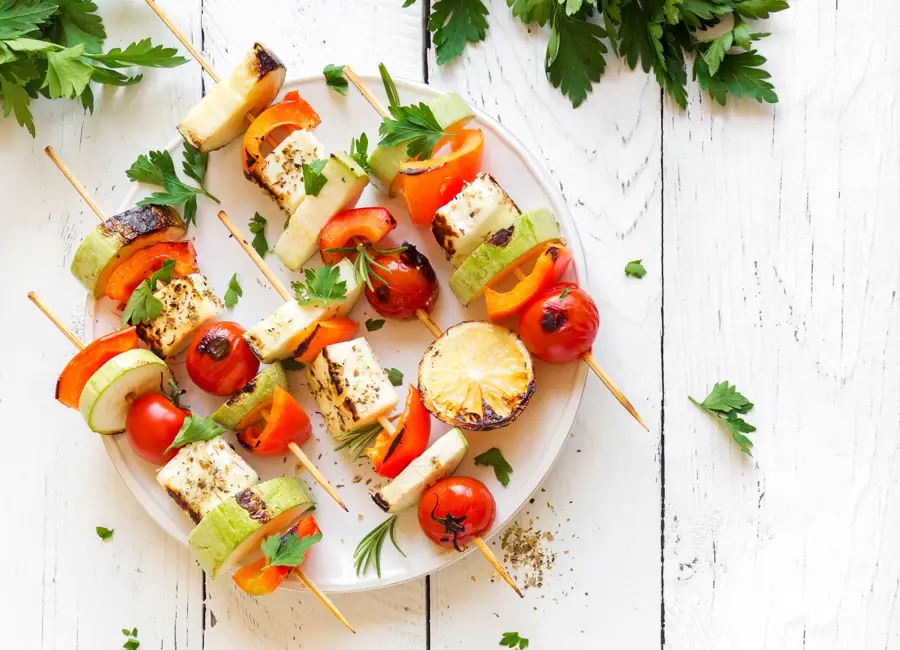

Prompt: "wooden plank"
[662,2,900,648]
[197,2,428,647]
[0,1,204,647]
[426,8,663,648]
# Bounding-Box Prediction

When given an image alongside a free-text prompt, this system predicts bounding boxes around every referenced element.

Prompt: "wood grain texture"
[198,2,428,648]
[426,7,663,649]
[663,2,900,648]
[0,2,204,648]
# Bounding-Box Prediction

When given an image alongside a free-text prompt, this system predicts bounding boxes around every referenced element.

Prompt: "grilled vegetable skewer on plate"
[28,292,350,626]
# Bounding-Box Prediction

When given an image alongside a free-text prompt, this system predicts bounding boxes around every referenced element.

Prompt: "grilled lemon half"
[418,321,535,430]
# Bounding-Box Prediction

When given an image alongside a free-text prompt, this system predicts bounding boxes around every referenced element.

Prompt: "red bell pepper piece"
[398,129,484,226]
[366,385,431,478]
[56,327,140,409]
[105,242,198,303]
[241,91,321,175]
[319,208,397,264]
[232,516,321,596]
[236,386,311,456]
[292,317,359,365]
[484,245,573,321]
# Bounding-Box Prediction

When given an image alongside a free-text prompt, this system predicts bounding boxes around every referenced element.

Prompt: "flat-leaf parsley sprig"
[378,101,449,160]
[689,381,756,456]
[292,263,347,307]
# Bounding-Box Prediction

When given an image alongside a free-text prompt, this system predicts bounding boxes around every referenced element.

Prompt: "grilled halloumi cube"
[431,173,521,267]
[157,437,260,524]
[306,337,399,437]
[178,43,286,153]
[136,273,224,358]
[243,258,362,363]
[247,130,326,215]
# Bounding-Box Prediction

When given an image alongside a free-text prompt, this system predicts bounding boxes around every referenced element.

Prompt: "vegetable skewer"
[344,75,648,431]
[28,292,352,630]
[44,147,346,511]
[215,210,357,512]
[377,417,522,597]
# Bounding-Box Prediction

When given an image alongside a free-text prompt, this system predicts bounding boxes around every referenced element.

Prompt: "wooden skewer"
[45,146,106,222]
[293,567,355,633]
[344,66,390,119]
[415,309,442,337]
[216,210,351,513]
[28,292,85,350]
[142,0,274,144]
[288,442,348,512]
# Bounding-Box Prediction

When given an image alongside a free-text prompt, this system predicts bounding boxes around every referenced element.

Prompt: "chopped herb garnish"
[500,631,529,649]
[624,259,647,278]
[292,263,348,307]
[386,368,403,386]
[559,287,571,299]
[120,259,175,326]
[122,627,140,649]
[689,381,756,456]
[248,212,268,258]
[366,318,385,332]
[302,158,328,197]
[96,526,114,540]
[261,530,323,568]
[474,447,513,487]
[164,415,227,453]
[353,515,406,578]
[322,63,348,95]
[349,132,370,172]
[378,102,449,159]
[223,273,242,309]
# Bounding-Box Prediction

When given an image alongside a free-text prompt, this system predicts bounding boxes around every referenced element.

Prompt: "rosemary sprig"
[353,515,406,578]
[333,422,384,460]
[323,243,407,291]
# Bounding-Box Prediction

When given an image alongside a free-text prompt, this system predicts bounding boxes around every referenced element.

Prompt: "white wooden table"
[3,1,898,648]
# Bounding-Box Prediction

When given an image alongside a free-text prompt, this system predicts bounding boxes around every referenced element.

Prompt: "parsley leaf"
[507,0,552,26]
[475,447,513,487]
[302,159,328,197]
[323,63,348,95]
[120,260,174,326]
[428,0,490,65]
[378,102,449,159]
[224,273,242,309]
[164,415,228,453]
[181,142,208,188]
[45,0,105,51]
[261,531,323,568]
[280,358,306,371]
[0,0,57,40]
[366,318,385,332]
[127,148,218,229]
[43,44,94,98]
[95,525,114,540]
[248,212,268,257]
[546,4,607,108]
[624,259,647,278]
[378,62,400,108]
[121,626,140,650]
[500,631,529,648]
[559,286,570,299]
[386,368,403,386]
[85,38,185,68]
[732,0,790,19]
[689,381,756,456]
[292,264,348,307]
[349,132,370,172]
[693,49,778,106]
[0,72,35,135]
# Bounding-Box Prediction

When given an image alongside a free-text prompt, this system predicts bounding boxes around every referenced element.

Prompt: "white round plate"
[85,75,587,592]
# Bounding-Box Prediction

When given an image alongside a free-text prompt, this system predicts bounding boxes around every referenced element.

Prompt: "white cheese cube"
[249,131,326,215]
[306,337,399,436]
[136,273,224,358]
[178,44,286,153]
[157,437,259,524]
[242,258,362,363]
[431,173,521,267]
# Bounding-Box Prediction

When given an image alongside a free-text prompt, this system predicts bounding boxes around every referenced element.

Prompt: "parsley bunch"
[0,0,187,136]
[403,0,788,109]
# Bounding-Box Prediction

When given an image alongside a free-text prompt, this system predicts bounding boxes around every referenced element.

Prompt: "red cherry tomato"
[418,477,496,551]
[365,243,439,319]
[186,322,260,396]
[236,386,311,456]
[518,283,599,364]
[125,392,189,465]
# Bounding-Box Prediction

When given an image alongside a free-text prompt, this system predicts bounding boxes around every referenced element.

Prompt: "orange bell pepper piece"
[241,91,321,175]
[292,317,359,364]
[105,242,198,303]
[484,245,573,321]
[236,386,311,456]
[56,327,140,409]
[398,129,484,226]
[319,208,397,264]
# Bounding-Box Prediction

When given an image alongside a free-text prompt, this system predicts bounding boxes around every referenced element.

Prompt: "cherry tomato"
[418,477,496,551]
[518,283,599,364]
[125,391,189,465]
[365,243,439,319]
[186,322,260,396]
